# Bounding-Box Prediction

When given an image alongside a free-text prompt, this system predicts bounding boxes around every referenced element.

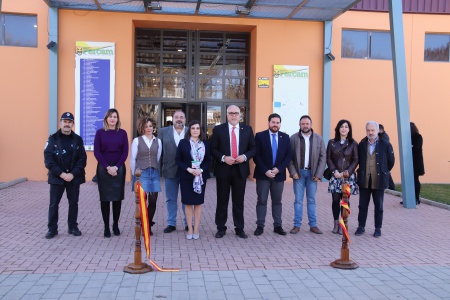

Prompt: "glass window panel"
[136,76,160,97]
[136,52,160,74]
[225,33,249,54]
[162,77,186,98]
[370,32,392,60]
[425,34,450,62]
[225,78,247,99]
[163,31,188,52]
[199,54,223,76]
[199,32,224,53]
[199,77,222,99]
[136,104,159,134]
[207,105,221,138]
[135,29,161,51]
[342,30,368,59]
[162,53,187,75]
[4,14,37,47]
[225,55,247,76]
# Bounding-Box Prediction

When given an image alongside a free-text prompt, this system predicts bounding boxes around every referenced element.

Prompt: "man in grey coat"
[288,115,326,235]
[158,110,188,233]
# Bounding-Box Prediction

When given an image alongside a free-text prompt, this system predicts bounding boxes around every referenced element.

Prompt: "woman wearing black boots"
[130,117,162,235]
[326,120,359,234]
[94,108,129,238]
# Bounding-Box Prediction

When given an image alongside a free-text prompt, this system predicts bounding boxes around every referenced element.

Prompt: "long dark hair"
[334,119,354,143]
[184,120,206,141]
[410,122,419,135]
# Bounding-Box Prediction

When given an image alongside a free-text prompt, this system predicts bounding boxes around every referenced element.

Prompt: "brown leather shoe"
[290,226,300,234]
[310,227,323,234]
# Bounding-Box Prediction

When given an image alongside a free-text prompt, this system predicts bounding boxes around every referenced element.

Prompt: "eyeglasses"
[227,112,240,116]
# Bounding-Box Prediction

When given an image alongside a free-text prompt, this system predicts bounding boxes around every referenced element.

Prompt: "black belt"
[301,167,311,170]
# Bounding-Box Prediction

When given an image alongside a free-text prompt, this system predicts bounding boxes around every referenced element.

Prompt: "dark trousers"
[256,179,284,228]
[48,183,80,232]
[358,179,384,229]
[215,165,247,232]
[414,174,421,201]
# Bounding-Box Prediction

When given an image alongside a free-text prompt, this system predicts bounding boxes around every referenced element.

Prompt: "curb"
[385,188,450,211]
[0,178,27,190]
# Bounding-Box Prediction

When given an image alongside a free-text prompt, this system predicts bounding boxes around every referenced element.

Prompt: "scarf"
[190,138,205,194]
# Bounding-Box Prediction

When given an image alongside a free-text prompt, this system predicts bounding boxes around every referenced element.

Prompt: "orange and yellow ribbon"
[339,184,351,243]
[137,182,179,272]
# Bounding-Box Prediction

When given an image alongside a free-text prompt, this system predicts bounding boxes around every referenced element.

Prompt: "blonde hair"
[103,108,121,131]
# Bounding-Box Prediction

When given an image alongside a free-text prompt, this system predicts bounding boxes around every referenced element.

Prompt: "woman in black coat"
[175,120,211,240]
[411,122,425,204]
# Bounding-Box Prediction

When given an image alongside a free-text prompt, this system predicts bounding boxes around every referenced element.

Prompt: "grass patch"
[395,184,450,205]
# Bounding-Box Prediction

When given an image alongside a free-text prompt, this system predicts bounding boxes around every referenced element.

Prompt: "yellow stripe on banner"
[339,218,351,243]
[137,184,179,272]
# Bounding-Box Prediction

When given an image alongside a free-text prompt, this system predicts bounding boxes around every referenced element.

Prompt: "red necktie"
[231,126,237,159]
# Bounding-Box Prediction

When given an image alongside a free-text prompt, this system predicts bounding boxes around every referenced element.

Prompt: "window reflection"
[199,78,222,99]
[136,76,160,97]
[2,14,37,47]
[162,77,186,98]
[225,78,247,99]
[425,34,450,61]
[136,104,159,135]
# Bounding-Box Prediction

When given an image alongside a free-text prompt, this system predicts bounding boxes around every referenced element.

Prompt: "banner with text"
[75,41,115,151]
[273,65,309,136]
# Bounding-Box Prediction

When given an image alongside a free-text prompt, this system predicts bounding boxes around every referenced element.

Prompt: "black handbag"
[323,168,333,180]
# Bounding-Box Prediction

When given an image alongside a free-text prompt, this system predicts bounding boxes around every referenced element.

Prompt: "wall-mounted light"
[235,5,250,15]
[47,41,57,49]
[147,1,162,10]
[326,52,335,61]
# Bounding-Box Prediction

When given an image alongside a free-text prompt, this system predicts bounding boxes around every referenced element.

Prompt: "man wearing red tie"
[253,113,291,236]
[210,105,256,239]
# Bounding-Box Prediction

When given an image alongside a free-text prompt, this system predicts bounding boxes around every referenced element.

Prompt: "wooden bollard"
[124,168,153,274]
[330,171,358,269]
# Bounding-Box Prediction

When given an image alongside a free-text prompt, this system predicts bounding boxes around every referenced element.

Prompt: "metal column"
[48,7,58,134]
[388,0,416,208]
[322,21,332,143]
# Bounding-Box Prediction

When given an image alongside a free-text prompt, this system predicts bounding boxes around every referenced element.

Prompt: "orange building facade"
[0,1,448,183]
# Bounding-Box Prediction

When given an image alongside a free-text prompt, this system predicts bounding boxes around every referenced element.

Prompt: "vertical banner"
[273,65,309,136]
[75,41,115,150]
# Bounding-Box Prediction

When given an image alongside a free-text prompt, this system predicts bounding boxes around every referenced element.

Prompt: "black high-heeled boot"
[112,223,120,236]
[104,227,111,238]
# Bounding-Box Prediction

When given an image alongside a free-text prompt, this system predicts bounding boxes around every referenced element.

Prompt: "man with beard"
[158,110,188,233]
[288,115,326,235]
[253,113,291,236]
[355,121,395,238]
[44,112,87,239]
[211,105,256,239]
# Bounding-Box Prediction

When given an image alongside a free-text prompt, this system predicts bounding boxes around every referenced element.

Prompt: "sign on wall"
[75,41,115,150]
[273,65,309,136]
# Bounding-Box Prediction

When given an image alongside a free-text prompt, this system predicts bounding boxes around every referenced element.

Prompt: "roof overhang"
[43,0,361,22]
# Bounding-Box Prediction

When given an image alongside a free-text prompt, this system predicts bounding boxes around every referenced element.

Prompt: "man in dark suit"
[355,121,395,238]
[210,105,256,239]
[253,113,291,236]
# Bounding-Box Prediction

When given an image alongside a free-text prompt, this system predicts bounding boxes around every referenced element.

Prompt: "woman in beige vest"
[130,117,162,236]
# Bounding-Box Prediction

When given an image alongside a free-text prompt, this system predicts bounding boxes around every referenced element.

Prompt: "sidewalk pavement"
[1,179,449,299]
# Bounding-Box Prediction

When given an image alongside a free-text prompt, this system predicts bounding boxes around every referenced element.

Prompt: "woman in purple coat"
[94,108,129,238]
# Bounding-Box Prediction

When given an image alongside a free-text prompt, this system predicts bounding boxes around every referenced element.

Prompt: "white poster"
[273,65,309,136]
[75,41,115,150]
